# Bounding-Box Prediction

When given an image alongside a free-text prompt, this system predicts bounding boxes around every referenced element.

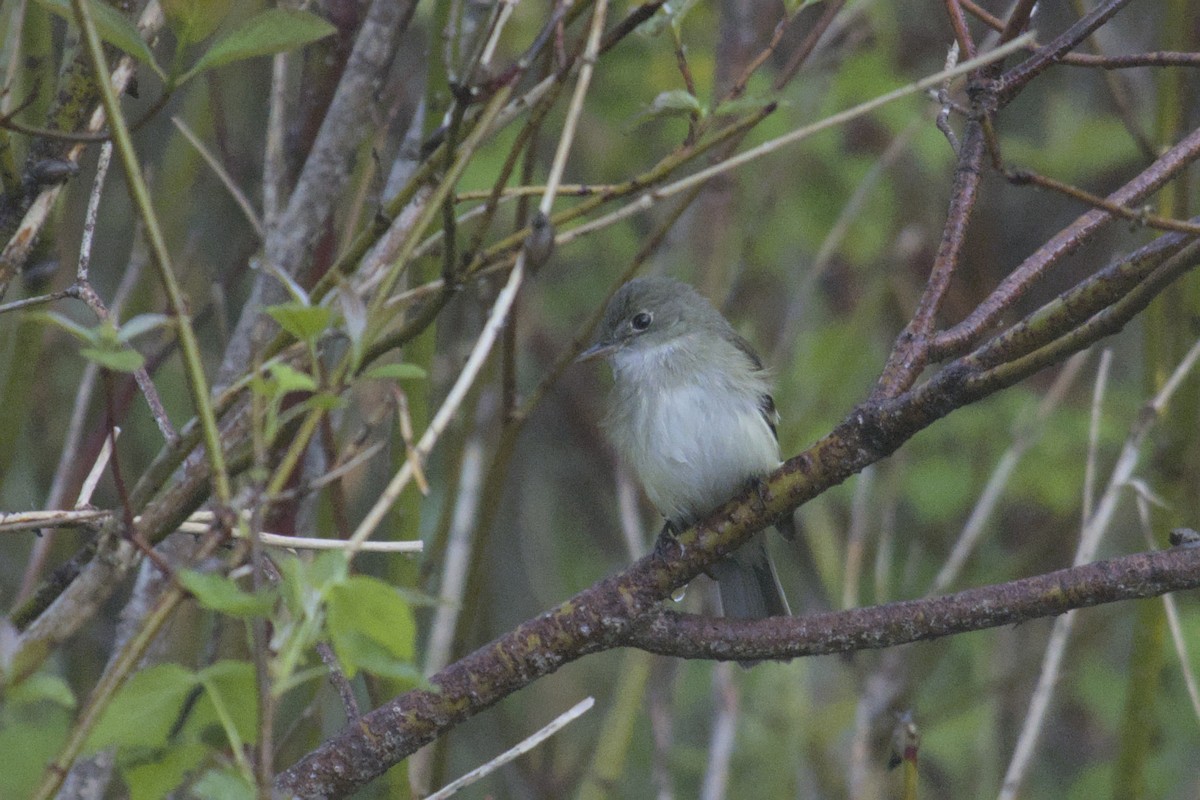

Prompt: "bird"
[579,276,792,632]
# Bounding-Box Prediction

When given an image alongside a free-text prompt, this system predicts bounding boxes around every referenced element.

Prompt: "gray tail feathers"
[711,536,791,619]
[710,534,790,668]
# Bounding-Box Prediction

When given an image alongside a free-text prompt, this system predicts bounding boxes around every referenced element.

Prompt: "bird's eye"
[631,311,653,331]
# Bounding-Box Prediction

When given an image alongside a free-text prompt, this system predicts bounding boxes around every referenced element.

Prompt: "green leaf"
[309,549,351,589]
[0,697,73,800]
[180,9,335,84]
[326,576,416,678]
[117,313,171,342]
[80,344,145,373]
[34,0,163,77]
[627,90,706,130]
[641,0,699,36]
[277,550,347,615]
[162,0,232,46]
[326,631,425,681]
[189,660,259,746]
[267,362,318,394]
[297,392,345,413]
[265,303,331,343]
[365,363,427,382]
[650,89,703,113]
[191,767,256,800]
[85,663,198,752]
[121,742,209,800]
[6,673,76,708]
[30,311,95,343]
[177,570,276,618]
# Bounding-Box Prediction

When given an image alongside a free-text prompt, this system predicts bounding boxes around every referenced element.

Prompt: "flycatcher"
[579,277,791,625]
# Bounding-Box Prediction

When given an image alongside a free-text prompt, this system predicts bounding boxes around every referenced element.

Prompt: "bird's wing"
[729,331,780,441]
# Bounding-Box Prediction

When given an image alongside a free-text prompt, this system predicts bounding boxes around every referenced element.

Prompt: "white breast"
[607,338,780,524]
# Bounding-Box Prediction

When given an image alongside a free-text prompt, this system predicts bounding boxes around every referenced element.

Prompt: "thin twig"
[348,0,611,550]
[930,351,1088,594]
[998,335,1200,799]
[1005,167,1200,235]
[77,141,113,281]
[557,36,1033,249]
[0,509,110,532]
[172,116,265,238]
[1082,349,1113,523]
[425,697,595,800]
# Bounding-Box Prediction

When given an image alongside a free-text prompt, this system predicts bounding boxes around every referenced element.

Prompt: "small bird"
[579,276,791,630]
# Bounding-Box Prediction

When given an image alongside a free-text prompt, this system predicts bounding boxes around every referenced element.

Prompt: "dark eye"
[631,311,653,331]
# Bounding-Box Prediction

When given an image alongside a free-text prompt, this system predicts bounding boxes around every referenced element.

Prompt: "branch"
[998,0,1135,103]
[274,208,1200,795]
[276,541,1200,796]
[932,123,1200,359]
[623,547,1200,660]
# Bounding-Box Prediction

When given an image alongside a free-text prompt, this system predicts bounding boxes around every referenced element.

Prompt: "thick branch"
[624,547,1200,659]
[998,0,1135,103]
[932,123,1200,359]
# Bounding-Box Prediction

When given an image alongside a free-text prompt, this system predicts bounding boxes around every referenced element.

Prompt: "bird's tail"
[711,534,790,667]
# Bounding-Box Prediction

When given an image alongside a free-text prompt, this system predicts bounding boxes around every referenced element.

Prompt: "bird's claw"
[655,521,685,559]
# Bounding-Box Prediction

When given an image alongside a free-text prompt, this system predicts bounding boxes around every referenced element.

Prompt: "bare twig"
[998,335,1200,799]
[425,697,595,800]
[930,351,1088,594]
[172,116,265,238]
[348,0,610,550]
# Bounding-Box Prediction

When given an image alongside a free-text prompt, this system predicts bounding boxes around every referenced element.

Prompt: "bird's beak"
[576,340,617,363]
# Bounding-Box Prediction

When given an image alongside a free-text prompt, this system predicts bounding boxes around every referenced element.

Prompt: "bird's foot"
[654,521,684,559]
[748,475,772,514]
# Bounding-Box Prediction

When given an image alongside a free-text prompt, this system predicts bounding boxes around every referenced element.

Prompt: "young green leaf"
[190,767,257,800]
[267,362,318,394]
[326,576,416,678]
[116,313,172,343]
[190,660,259,745]
[627,90,706,129]
[5,673,76,708]
[80,344,145,373]
[296,392,346,413]
[641,0,699,36]
[84,664,198,752]
[120,742,209,800]
[162,0,232,46]
[30,311,96,343]
[265,303,332,343]
[34,0,164,78]
[180,8,335,84]
[364,363,428,382]
[325,631,425,682]
[177,570,276,618]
